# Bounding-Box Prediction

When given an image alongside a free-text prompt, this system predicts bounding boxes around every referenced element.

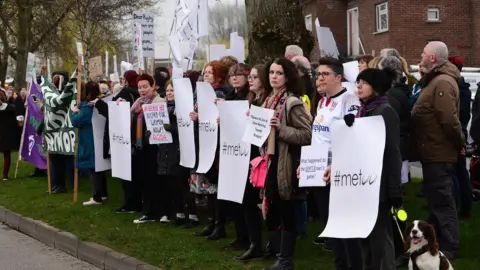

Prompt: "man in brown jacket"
[412,41,463,260]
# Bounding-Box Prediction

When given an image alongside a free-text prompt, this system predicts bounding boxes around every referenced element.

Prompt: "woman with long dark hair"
[261,58,312,269]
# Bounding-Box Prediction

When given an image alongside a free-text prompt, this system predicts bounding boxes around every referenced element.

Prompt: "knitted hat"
[356,68,393,96]
[448,56,463,71]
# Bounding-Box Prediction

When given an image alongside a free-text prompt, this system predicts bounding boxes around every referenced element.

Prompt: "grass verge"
[1,153,479,269]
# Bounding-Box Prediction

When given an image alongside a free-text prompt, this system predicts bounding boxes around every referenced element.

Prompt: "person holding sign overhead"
[324,67,404,269]
[261,58,312,270]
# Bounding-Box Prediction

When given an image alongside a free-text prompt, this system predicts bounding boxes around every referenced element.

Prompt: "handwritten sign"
[242,105,275,147]
[299,145,329,187]
[133,11,155,58]
[88,56,103,79]
[142,102,173,144]
[320,116,386,238]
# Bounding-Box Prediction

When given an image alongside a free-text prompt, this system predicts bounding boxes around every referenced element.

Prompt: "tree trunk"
[245,0,314,64]
[14,1,32,89]
[0,49,8,84]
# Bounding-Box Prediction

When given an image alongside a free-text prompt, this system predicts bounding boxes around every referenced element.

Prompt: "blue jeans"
[452,155,472,213]
[295,200,307,235]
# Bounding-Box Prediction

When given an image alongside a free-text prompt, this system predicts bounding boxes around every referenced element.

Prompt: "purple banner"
[20,83,47,169]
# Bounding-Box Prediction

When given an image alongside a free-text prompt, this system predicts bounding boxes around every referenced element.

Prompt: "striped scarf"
[131,92,159,148]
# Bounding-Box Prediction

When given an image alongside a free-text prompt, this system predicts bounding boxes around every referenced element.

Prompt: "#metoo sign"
[320,116,386,238]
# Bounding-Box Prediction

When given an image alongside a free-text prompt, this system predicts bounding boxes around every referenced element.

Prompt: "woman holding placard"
[117,74,166,224]
[192,61,230,238]
[71,82,108,206]
[324,68,403,269]
[261,58,311,270]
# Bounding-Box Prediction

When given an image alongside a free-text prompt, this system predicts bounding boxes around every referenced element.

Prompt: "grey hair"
[379,56,403,85]
[285,45,304,57]
[428,41,449,63]
[380,48,400,58]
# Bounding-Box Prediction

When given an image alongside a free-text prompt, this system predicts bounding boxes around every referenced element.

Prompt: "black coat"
[387,84,412,160]
[458,77,471,139]
[157,101,190,178]
[0,103,19,151]
[95,86,140,158]
[365,103,403,206]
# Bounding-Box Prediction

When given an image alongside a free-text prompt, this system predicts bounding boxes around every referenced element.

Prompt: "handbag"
[249,95,288,188]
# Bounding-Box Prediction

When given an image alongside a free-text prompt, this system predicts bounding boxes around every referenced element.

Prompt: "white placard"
[113,55,118,78]
[173,78,196,168]
[108,101,132,181]
[343,61,359,82]
[315,19,339,59]
[47,59,52,82]
[342,82,357,94]
[26,53,36,83]
[135,24,145,71]
[206,44,228,62]
[320,116,386,238]
[242,105,274,147]
[143,102,173,144]
[217,101,251,204]
[196,82,219,173]
[76,42,84,65]
[229,32,245,63]
[198,0,209,37]
[105,51,109,76]
[133,11,155,58]
[120,61,133,76]
[92,95,113,172]
[299,145,329,187]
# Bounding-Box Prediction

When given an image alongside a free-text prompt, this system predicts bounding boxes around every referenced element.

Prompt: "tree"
[244,0,314,64]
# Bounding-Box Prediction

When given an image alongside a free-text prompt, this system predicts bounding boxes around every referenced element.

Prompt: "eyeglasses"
[248,75,258,81]
[318,71,332,78]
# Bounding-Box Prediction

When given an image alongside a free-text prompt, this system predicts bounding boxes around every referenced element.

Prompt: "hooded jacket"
[411,62,464,162]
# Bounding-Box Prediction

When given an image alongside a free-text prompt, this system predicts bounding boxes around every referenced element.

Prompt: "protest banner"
[92,95,113,172]
[320,116,385,238]
[196,82,219,173]
[173,78,196,168]
[143,102,173,144]
[242,105,274,147]
[88,56,103,79]
[217,101,251,204]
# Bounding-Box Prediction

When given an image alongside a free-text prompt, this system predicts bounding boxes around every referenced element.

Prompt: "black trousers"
[311,186,330,225]
[243,183,262,244]
[50,154,74,190]
[87,169,108,202]
[422,162,459,257]
[171,174,196,216]
[137,145,161,218]
[331,238,363,270]
[266,198,296,233]
[215,199,247,239]
[362,203,395,270]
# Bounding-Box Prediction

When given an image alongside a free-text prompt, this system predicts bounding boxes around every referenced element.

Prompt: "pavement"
[0,224,98,270]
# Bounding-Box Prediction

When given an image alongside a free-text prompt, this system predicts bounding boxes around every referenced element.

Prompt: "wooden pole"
[73,56,82,204]
[14,82,31,179]
[47,153,52,194]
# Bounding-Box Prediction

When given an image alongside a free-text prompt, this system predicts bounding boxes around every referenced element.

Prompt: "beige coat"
[265,95,312,200]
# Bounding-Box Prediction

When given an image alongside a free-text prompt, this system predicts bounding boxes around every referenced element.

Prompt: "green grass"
[1,153,480,269]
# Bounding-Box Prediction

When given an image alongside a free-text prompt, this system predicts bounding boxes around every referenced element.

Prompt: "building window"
[305,14,312,31]
[375,2,389,32]
[427,8,440,21]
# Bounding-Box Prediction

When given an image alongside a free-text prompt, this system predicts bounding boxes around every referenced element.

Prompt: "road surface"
[0,224,99,270]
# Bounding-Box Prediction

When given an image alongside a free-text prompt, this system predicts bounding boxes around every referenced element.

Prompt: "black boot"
[235,243,263,261]
[193,220,214,236]
[206,224,226,240]
[223,237,249,251]
[264,231,281,259]
[264,230,296,270]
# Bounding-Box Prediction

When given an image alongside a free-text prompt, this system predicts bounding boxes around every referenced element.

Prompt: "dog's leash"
[391,207,408,242]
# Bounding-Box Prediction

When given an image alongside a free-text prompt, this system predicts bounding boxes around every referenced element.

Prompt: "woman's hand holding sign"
[323,165,331,185]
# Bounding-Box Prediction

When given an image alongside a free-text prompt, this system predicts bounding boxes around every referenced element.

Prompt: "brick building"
[302,0,480,66]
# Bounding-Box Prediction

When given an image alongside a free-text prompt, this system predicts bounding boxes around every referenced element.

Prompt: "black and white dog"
[404,220,454,270]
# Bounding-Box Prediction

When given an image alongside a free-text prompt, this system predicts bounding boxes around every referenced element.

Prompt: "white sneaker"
[83,198,102,206]
[133,216,157,224]
[160,216,171,223]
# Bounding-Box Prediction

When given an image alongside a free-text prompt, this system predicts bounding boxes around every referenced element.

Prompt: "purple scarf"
[356,95,388,117]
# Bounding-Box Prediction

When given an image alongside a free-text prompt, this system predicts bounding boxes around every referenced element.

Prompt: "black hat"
[356,68,394,96]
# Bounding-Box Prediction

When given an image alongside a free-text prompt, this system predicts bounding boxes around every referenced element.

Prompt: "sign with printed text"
[143,102,173,144]
[108,101,132,181]
[242,105,275,147]
[196,82,219,173]
[218,101,251,204]
[299,145,329,187]
[88,56,103,79]
[173,78,196,168]
[320,116,386,238]
[133,11,155,58]
[92,95,113,172]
